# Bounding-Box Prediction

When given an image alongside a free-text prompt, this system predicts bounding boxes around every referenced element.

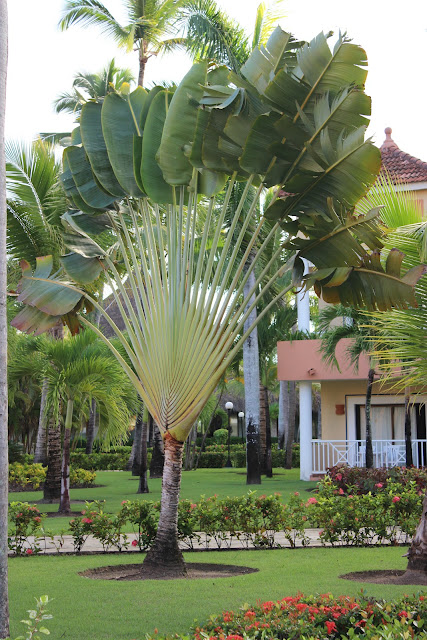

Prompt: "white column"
[297,272,312,481]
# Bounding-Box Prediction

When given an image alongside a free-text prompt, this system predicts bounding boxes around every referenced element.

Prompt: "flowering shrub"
[8,463,96,491]
[119,499,158,550]
[184,593,427,640]
[310,476,422,546]
[325,464,427,495]
[8,502,46,555]
[69,501,129,552]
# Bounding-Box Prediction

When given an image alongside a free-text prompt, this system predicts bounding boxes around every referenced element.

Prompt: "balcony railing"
[312,439,427,474]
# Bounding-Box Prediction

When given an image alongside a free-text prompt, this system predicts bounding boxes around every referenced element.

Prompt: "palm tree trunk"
[404,491,427,575]
[58,399,73,514]
[261,384,272,477]
[34,378,48,464]
[85,398,97,454]
[259,381,266,473]
[405,392,413,467]
[285,381,296,469]
[150,421,164,478]
[365,368,375,469]
[141,433,186,577]
[132,412,143,476]
[278,380,289,450]
[43,416,62,501]
[243,264,261,485]
[0,0,9,633]
[138,46,147,86]
[137,414,149,494]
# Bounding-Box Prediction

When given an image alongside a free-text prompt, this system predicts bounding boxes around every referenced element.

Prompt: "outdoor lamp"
[225,401,233,467]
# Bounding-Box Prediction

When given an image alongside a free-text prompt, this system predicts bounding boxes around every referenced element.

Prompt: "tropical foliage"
[11,27,425,574]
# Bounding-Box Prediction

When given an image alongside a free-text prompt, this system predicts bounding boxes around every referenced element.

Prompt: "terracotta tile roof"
[380,127,427,184]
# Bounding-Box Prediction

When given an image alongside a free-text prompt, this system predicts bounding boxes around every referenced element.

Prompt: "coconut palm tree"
[59,0,189,86]
[53,58,135,116]
[13,29,424,578]
[0,0,9,634]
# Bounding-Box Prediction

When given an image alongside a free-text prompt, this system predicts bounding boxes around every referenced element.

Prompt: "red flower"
[25,549,33,555]
[392,496,401,503]
[338,488,344,495]
[82,517,93,524]
[131,539,138,547]
[336,473,343,481]
[325,620,337,634]
[375,483,383,488]
[262,601,275,612]
[226,636,243,640]
[34,517,41,523]
[244,611,255,619]
[398,610,408,618]
[306,497,318,505]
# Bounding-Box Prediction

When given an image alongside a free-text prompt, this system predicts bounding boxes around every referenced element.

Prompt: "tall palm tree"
[54,58,135,116]
[13,29,423,579]
[59,0,188,86]
[0,0,9,635]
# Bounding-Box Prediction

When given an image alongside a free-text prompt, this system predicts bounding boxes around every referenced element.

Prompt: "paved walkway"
[10,529,411,555]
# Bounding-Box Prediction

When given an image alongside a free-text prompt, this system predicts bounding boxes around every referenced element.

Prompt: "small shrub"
[213,428,229,445]
[69,467,96,487]
[15,594,52,640]
[9,463,96,491]
[8,502,46,556]
[325,464,427,495]
[197,452,227,468]
[119,499,158,550]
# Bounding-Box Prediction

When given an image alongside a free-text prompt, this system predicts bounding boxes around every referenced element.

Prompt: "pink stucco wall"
[277,338,371,382]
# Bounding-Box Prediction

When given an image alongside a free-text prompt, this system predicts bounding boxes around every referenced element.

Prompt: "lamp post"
[225,401,233,468]
[238,411,245,443]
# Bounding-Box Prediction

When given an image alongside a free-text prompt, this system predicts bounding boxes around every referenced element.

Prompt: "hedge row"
[9,479,422,555]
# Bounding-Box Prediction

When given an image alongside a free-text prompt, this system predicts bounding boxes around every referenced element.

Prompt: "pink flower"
[306,497,318,505]
[392,496,401,503]
[131,539,138,547]
[121,500,128,505]
[25,549,33,555]
[375,483,383,488]
[82,517,93,524]
[34,517,41,523]
[336,473,343,481]
[190,503,197,510]
[338,488,344,495]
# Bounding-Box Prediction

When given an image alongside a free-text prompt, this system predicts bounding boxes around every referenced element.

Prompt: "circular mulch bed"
[340,570,427,585]
[80,562,259,581]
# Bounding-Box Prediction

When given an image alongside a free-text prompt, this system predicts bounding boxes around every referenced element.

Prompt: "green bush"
[212,428,228,445]
[8,502,46,555]
[70,451,129,470]
[197,452,227,468]
[9,463,96,491]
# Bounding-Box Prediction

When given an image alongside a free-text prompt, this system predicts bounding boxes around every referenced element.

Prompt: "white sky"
[5,0,427,160]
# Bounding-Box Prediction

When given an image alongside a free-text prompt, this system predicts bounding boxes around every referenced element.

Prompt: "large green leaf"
[64,146,117,209]
[141,90,174,203]
[80,102,125,198]
[157,62,207,186]
[101,87,147,196]
[241,27,292,94]
[61,252,104,284]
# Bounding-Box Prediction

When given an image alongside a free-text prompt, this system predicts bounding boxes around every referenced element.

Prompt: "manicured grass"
[9,468,317,534]
[9,547,415,639]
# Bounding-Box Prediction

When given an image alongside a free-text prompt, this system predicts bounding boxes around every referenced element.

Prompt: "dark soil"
[45,511,85,518]
[9,484,103,493]
[80,562,259,581]
[35,498,93,504]
[341,569,427,585]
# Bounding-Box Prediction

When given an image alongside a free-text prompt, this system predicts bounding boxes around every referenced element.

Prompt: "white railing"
[312,439,427,474]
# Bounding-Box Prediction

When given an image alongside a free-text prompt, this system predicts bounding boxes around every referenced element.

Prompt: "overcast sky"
[5,0,427,160]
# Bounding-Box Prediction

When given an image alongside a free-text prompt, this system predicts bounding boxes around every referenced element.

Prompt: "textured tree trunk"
[34,378,48,463]
[85,398,97,454]
[137,415,149,494]
[43,416,62,501]
[58,399,73,514]
[138,46,147,86]
[141,433,186,577]
[259,381,267,473]
[278,380,289,450]
[264,386,273,478]
[365,368,375,469]
[243,265,261,485]
[405,392,413,467]
[404,491,427,575]
[185,425,197,471]
[0,1,9,633]
[150,421,164,478]
[131,413,143,476]
[285,381,296,469]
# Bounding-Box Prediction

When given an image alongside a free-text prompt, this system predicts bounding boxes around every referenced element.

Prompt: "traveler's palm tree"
[53,58,135,116]
[13,29,426,577]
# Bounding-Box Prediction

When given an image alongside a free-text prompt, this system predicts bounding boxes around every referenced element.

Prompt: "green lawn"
[9,468,317,534]
[9,547,415,639]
